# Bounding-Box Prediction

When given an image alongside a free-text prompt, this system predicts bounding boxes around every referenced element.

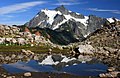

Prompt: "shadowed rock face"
[55,5,69,15]
[52,14,66,26]
[56,19,86,40]
[69,12,85,19]
[26,12,49,28]
[87,15,107,34]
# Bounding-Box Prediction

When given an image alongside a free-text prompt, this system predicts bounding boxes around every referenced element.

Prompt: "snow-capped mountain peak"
[25,5,108,40]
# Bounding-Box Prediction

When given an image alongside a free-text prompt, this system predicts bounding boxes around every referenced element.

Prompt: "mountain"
[85,20,120,48]
[25,5,119,45]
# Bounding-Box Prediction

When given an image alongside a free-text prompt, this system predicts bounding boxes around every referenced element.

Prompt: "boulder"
[107,67,115,72]
[76,45,94,55]
[24,72,32,77]
[21,49,34,55]
[99,71,120,78]
[52,55,63,62]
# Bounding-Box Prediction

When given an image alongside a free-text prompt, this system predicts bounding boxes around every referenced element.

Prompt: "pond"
[2,55,108,76]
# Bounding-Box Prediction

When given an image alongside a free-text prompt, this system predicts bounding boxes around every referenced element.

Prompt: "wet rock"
[24,72,32,77]
[54,62,66,70]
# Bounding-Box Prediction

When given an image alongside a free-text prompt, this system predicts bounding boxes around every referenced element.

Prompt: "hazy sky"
[0,0,120,25]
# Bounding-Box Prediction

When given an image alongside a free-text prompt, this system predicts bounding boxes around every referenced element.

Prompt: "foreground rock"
[24,72,32,77]
[94,47,120,70]
[0,50,46,64]
[99,67,120,78]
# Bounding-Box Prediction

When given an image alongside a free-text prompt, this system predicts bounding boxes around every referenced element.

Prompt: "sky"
[0,0,120,25]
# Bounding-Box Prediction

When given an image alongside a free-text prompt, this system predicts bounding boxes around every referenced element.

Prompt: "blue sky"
[0,0,120,25]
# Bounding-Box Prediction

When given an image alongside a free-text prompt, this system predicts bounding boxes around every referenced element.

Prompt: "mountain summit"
[55,5,69,14]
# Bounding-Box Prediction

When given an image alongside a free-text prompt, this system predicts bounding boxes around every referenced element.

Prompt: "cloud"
[55,0,87,6]
[87,8,120,14]
[112,11,120,14]
[0,21,26,25]
[53,2,80,5]
[0,1,47,15]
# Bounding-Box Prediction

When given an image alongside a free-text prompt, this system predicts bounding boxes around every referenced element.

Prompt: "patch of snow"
[41,9,62,25]
[53,14,88,30]
[35,14,39,18]
[37,20,45,26]
[73,63,77,65]
[64,15,88,26]
[53,19,67,30]
[69,10,72,13]
[115,18,119,21]
[65,65,69,67]
[83,32,90,38]
[61,55,76,63]
[82,61,86,63]
[76,12,80,15]
[39,55,59,65]
[107,18,114,23]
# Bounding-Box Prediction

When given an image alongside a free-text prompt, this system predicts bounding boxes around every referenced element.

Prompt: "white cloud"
[53,2,80,5]
[55,0,87,6]
[112,11,120,14]
[0,21,26,25]
[87,8,120,14]
[0,1,47,15]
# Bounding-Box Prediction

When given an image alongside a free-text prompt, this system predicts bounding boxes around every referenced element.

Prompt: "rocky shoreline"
[0,47,120,78]
[0,49,97,78]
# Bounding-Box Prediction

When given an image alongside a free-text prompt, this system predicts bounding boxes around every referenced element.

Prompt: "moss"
[0,45,70,54]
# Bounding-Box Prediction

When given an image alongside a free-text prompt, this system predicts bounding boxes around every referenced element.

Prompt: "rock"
[78,55,92,62]
[17,55,23,59]
[99,71,120,77]
[76,45,94,55]
[107,67,115,72]
[53,14,65,25]
[26,50,35,55]
[5,56,11,61]
[33,55,39,60]
[99,73,106,77]
[0,55,4,60]
[21,49,34,55]
[21,49,27,53]
[52,55,63,62]
[24,72,32,77]
[54,62,66,70]
[6,76,15,78]
[11,54,16,59]
[1,74,7,77]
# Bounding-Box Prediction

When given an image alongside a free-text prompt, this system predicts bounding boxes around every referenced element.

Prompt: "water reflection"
[2,60,108,76]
